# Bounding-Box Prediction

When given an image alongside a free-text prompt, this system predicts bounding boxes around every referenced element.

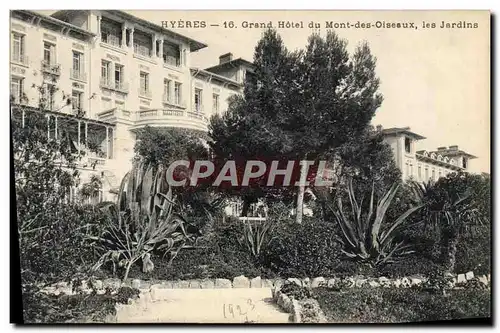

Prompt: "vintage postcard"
[10,9,490,324]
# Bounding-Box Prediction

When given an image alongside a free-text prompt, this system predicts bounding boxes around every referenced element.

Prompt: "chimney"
[449,145,459,151]
[437,146,447,151]
[219,52,233,64]
[376,125,383,132]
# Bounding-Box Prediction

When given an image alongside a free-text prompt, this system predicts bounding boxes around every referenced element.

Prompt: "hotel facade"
[10,10,476,204]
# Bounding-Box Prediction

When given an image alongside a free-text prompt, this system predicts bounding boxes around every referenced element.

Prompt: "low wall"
[39,270,490,297]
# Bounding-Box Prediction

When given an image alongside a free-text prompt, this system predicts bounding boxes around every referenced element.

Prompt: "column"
[158,39,164,61]
[77,120,81,155]
[152,34,157,57]
[129,28,134,49]
[121,24,126,47]
[46,115,50,139]
[97,16,101,38]
[55,116,58,140]
[21,109,25,128]
[106,126,110,159]
[85,121,88,147]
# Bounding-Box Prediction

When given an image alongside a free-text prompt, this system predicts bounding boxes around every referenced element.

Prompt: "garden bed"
[22,287,139,324]
[313,287,491,323]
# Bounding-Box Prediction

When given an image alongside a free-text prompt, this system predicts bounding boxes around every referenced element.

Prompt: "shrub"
[18,203,105,286]
[22,286,139,323]
[260,218,351,277]
[314,287,491,323]
[279,281,312,300]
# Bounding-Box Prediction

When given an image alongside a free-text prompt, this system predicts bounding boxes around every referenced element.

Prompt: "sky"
[41,10,491,173]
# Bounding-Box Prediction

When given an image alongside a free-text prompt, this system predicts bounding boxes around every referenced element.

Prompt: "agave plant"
[89,161,200,280]
[329,180,423,267]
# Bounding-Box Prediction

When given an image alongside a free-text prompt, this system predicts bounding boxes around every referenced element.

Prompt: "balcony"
[132,108,208,132]
[70,69,87,82]
[41,60,61,76]
[101,34,122,48]
[164,55,181,68]
[138,88,152,99]
[100,79,129,94]
[11,53,29,66]
[134,44,152,58]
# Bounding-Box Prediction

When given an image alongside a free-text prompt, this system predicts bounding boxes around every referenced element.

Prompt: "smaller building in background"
[378,125,476,182]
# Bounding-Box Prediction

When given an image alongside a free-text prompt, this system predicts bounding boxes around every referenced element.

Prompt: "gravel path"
[112,288,291,323]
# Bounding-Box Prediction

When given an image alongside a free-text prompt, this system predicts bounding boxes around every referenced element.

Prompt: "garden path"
[112,288,291,323]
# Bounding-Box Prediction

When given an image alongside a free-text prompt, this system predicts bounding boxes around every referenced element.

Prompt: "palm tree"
[410,173,486,273]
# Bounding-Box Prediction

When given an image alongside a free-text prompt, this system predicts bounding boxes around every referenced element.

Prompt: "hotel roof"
[380,127,426,140]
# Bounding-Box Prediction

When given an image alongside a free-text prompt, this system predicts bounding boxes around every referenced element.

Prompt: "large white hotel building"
[10,10,476,203]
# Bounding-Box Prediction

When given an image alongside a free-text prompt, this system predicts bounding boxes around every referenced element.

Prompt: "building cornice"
[190,68,243,89]
[11,10,95,38]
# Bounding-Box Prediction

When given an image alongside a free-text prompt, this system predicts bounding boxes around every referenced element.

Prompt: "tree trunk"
[440,228,460,273]
[241,200,250,217]
[296,185,305,224]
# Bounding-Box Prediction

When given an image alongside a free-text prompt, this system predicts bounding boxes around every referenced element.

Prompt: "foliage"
[329,180,423,267]
[209,29,384,222]
[260,218,352,277]
[22,286,139,323]
[18,203,105,286]
[134,126,209,169]
[239,218,276,258]
[410,172,490,273]
[314,287,491,323]
[90,162,200,280]
[279,281,312,300]
[134,125,225,228]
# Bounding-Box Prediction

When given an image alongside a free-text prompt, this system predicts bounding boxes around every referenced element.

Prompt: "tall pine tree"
[210,29,384,223]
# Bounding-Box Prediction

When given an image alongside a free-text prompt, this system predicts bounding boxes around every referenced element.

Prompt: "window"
[213,94,220,113]
[115,64,124,89]
[418,165,422,179]
[163,41,181,66]
[101,60,111,85]
[72,90,83,113]
[404,137,412,153]
[409,164,413,177]
[139,71,149,95]
[43,42,56,65]
[11,77,24,104]
[101,18,122,47]
[425,167,429,180]
[11,33,25,64]
[432,169,436,181]
[164,79,172,102]
[194,88,203,112]
[438,170,442,178]
[406,163,409,177]
[462,158,468,169]
[72,51,84,79]
[174,82,182,105]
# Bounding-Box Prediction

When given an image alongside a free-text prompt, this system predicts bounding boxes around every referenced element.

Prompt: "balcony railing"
[187,110,206,120]
[134,44,152,57]
[164,55,181,67]
[101,34,122,48]
[100,79,129,93]
[192,104,204,113]
[70,69,87,82]
[138,88,152,99]
[134,108,208,132]
[11,53,28,66]
[41,60,61,75]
